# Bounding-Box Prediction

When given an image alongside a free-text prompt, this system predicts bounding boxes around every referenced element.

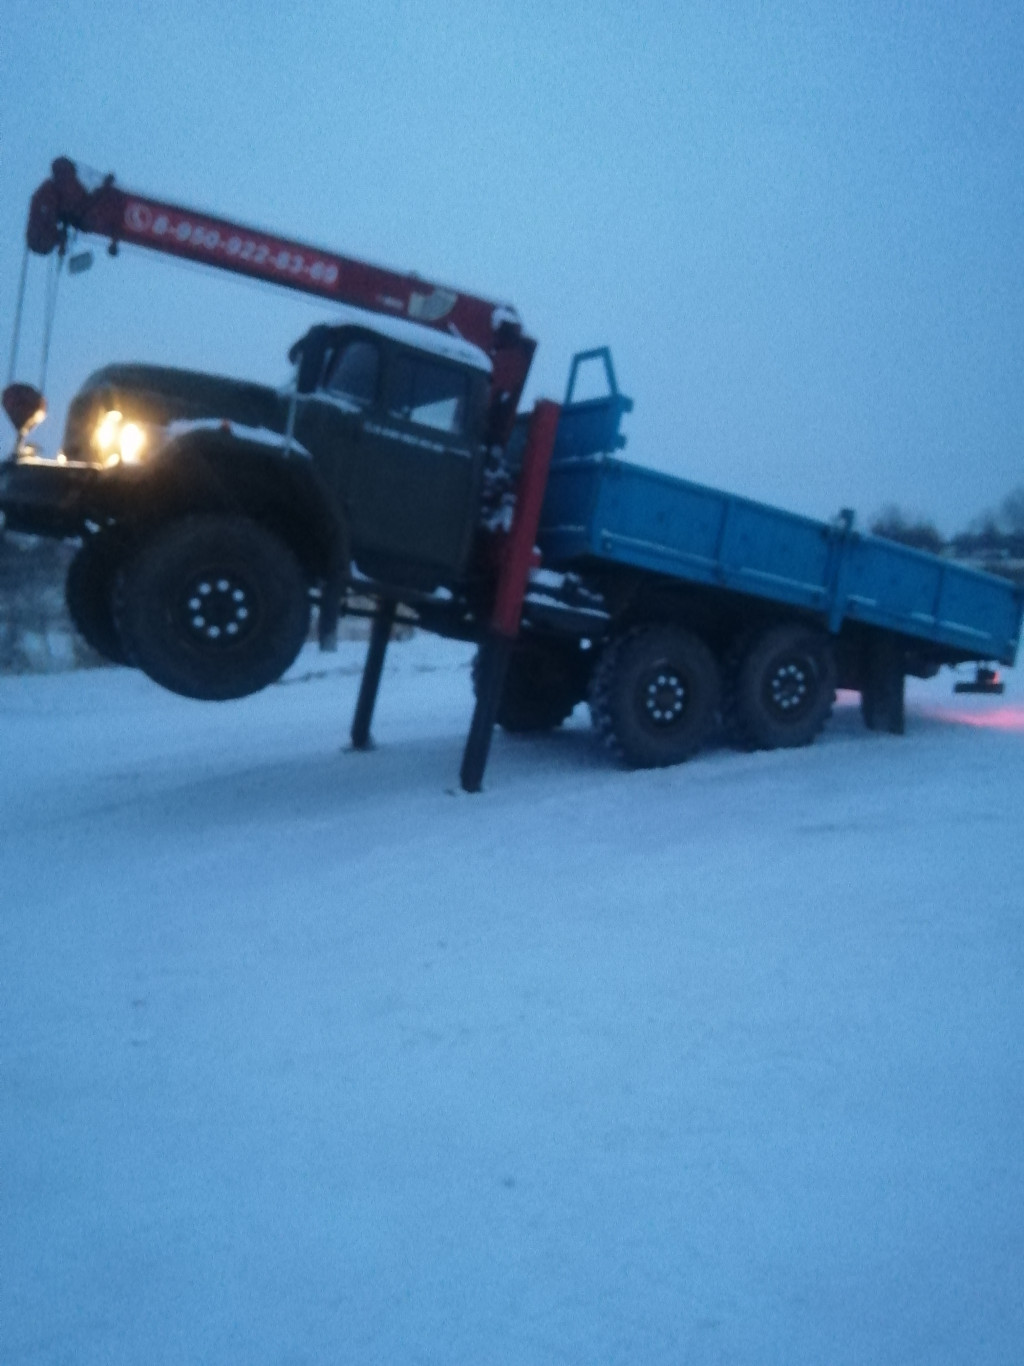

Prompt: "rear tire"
[115,514,310,701]
[723,623,836,750]
[475,640,587,733]
[589,624,720,767]
[65,532,130,664]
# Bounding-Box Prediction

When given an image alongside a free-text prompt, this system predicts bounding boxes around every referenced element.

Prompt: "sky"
[2,0,1022,535]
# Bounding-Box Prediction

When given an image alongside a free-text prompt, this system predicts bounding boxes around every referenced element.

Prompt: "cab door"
[301,333,380,504]
[350,351,481,579]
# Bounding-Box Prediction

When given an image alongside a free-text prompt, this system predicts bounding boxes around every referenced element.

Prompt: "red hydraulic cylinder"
[459,399,561,792]
[489,399,562,640]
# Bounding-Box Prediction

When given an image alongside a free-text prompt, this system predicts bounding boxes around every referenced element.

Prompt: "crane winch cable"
[38,248,65,394]
[6,244,30,388]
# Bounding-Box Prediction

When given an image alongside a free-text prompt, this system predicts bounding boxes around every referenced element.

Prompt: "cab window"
[324,340,379,406]
[388,356,468,435]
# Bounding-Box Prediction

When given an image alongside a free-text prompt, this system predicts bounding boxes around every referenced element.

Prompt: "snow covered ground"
[3,637,1023,1366]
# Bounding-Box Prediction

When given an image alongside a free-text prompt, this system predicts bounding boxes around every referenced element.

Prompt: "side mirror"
[290,325,330,395]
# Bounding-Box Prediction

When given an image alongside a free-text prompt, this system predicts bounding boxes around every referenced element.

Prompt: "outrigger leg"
[459,632,514,793]
[459,399,561,793]
[350,599,396,750]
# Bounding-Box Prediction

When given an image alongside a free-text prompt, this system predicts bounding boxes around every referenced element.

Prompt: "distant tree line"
[870,486,1024,582]
[869,505,946,555]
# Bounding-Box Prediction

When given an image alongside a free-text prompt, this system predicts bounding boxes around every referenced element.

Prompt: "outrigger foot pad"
[954,666,1004,696]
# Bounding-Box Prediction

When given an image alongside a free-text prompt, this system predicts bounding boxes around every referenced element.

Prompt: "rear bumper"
[0,457,110,537]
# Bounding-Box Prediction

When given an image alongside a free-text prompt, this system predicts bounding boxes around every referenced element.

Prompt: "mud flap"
[861,636,905,735]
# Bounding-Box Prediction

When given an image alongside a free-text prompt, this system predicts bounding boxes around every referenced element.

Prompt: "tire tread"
[114,513,310,701]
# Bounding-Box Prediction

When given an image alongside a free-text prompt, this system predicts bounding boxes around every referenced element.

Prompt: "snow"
[2,639,1023,1365]
[323,305,494,371]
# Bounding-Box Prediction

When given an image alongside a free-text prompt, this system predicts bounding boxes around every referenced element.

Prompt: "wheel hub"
[767,660,810,714]
[641,666,687,726]
[180,572,257,646]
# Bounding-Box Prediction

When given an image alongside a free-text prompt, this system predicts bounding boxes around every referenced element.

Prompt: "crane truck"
[2,157,1021,790]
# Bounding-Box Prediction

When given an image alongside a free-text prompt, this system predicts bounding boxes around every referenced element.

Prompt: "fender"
[137,430,352,647]
[130,429,348,579]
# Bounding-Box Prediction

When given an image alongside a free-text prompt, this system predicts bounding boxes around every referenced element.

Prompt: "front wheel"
[65,532,131,664]
[115,514,311,701]
[589,624,721,767]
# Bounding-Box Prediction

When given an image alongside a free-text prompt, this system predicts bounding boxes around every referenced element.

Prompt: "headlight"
[94,409,147,465]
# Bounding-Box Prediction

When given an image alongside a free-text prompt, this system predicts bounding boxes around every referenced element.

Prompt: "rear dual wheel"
[589,624,720,767]
[475,639,589,733]
[723,623,836,751]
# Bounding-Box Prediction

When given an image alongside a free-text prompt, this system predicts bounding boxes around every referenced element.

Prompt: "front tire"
[475,639,588,733]
[589,624,720,767]
[65,532,131,664]
[115,514,311,700]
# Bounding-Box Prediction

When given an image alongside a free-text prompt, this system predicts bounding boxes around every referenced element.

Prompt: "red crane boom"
[24,157,536,435]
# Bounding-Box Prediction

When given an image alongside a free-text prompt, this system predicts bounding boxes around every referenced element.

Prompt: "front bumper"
[0,456,114,537]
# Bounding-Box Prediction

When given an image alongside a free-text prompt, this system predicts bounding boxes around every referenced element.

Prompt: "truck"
[3,157,1021,790]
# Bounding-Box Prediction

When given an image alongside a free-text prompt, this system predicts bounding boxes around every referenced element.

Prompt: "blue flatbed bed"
[539,455,1022,666]
[533,355,1023,670]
